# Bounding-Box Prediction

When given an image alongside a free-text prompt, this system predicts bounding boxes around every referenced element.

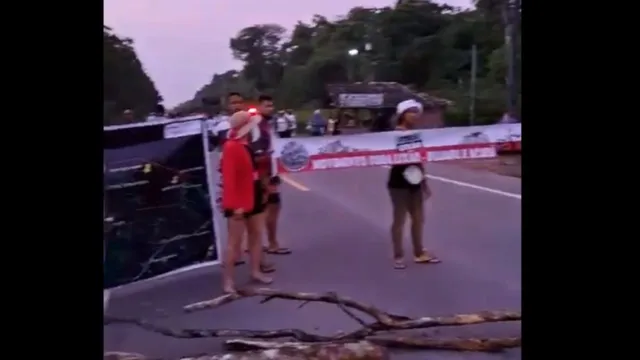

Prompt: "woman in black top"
[388,100,440,269]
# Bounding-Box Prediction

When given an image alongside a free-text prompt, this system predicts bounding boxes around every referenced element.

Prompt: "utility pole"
[503,0,519,116]
[469,44,477,126]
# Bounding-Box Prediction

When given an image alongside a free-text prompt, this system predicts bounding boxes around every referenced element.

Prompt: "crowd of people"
[210,93,442,293]
[116,95,443,293]
[211,93,293,293]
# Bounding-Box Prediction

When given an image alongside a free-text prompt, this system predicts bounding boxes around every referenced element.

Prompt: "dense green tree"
[104,26,162,125]
[174,0,521,124]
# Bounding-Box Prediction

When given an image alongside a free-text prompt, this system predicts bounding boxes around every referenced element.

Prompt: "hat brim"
[231,115,261,139]
[400,106,422,114]
[396,100,424,115]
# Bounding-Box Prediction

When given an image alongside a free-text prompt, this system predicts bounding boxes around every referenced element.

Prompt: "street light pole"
[469,44,477,126]
[347,48,359,82]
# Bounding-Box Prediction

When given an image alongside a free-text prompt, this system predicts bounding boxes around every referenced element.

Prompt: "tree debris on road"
[104,287,521,359]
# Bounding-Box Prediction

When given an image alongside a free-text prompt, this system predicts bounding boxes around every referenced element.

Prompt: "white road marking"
[380,164,521,199]
[280,174,310,191]
[426,174,521,200]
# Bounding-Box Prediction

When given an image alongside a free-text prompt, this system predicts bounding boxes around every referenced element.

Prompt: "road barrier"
[273,123,521,173]
[103,118,521,292]
[103,118,221,290]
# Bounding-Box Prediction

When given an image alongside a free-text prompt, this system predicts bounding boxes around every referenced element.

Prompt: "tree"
[229,24,286,91]
[103,26,162,125]
[175,0,521,124]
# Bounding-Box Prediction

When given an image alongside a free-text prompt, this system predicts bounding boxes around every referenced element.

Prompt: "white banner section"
[273,123,521,173]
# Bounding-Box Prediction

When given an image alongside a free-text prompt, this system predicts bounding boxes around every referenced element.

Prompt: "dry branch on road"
[105,341,388,360]
[104,287,521,359]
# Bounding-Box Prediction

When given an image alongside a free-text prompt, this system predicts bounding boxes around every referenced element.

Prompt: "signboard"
[338,93,384,108]
[273,123,521,172]
[103,121,218,289]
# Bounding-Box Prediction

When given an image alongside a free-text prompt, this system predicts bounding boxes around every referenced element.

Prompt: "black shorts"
[267,192,281,205]
[223,180,265,218]
[278,130,292,138]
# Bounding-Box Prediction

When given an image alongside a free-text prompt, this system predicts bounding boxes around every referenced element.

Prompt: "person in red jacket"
[221,110,273,293]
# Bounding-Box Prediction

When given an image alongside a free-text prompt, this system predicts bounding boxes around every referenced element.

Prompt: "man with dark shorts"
[255,95,291,255]
[212,92,276,272]
[220,111,273,293]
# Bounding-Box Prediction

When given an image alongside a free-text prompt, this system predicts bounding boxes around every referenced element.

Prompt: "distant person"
[220,110,274,293]
[146,104,166,122]
[327,110,341,135]
[309,109,327,136]
[345,112,356,127]
[275,110,292,138]
[285,109,297,136]
[122,109,134,123]
[327,117,338,135]
[499,112,518,124]
[387,99,440,269]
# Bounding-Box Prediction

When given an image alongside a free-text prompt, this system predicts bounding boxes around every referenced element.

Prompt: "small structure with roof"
[326,82,452,129]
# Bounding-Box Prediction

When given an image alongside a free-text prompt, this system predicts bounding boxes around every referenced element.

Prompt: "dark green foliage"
[104,26,162,125]
[172,0,520,122]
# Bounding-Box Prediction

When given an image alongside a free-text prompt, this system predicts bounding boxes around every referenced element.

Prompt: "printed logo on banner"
[460,131,490,145]
[395,133,423,152]
[164,120,202,139]
[279,141,311,172]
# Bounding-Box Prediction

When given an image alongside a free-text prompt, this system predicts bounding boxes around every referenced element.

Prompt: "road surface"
[104,163,521,360]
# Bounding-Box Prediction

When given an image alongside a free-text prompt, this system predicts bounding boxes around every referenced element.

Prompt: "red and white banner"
[273,123,521,173]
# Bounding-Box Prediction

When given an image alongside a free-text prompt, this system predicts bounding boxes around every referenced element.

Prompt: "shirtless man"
[255,95,291,255]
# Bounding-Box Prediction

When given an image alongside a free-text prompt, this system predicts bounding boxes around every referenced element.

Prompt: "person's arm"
[289,115,297,130]
[221,142,242,213]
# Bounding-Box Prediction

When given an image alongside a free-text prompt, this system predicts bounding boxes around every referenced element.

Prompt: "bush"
[444,108,504,127]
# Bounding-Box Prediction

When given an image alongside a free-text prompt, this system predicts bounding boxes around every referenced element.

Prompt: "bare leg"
[409,192,440,264]
[246,213,273,284]
[389,189,409,268]
[408,192,425,258]
[265,203,281,249]
[223,218,245,293]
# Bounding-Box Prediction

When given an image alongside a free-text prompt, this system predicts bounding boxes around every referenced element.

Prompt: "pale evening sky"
[104,0,472,107]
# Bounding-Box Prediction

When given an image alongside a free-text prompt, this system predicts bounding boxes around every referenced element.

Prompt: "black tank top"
[387,163,423,190]
[243,144,258,171]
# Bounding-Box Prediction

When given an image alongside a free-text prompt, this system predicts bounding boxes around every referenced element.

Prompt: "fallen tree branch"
[225,337,521,353]
[182,288,520,332]
[105,287,521,359]
[104,341,388,360]
[105,315,333,342]
[104,352,147,360]
[220,340,388,360]
[183,288,411,325]
[224,336,522,352]
[364,336,521,352]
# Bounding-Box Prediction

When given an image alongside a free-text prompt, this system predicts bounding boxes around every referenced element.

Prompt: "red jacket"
[221,139,256,212]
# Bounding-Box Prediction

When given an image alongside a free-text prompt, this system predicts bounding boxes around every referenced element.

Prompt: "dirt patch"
[449,154,521,178]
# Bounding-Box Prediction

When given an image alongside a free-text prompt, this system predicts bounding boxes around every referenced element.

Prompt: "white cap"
[396,99,423,115]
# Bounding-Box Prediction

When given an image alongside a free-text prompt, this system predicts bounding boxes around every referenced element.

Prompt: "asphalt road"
[104,163,522,360]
